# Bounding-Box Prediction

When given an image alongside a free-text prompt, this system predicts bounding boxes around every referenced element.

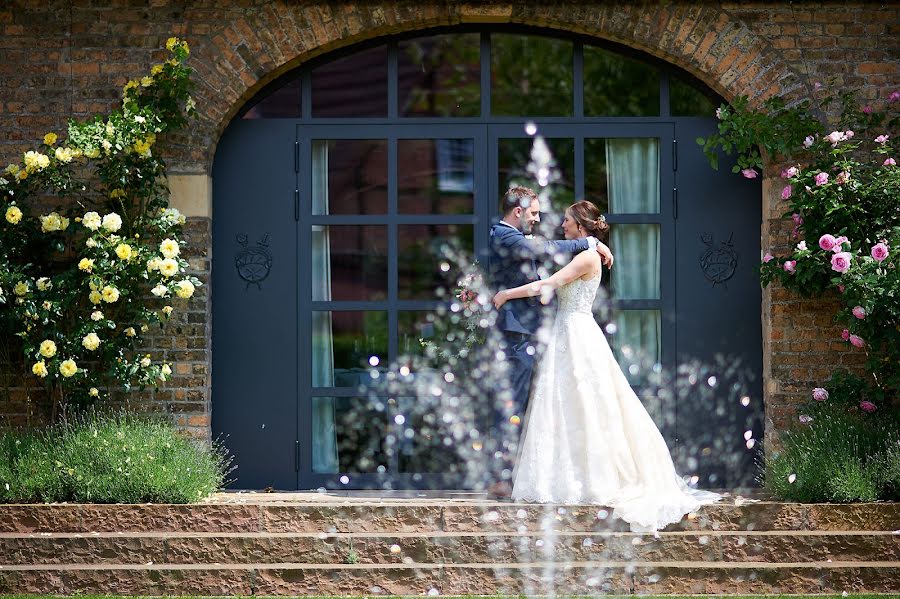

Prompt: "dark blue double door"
[212,119,761,490]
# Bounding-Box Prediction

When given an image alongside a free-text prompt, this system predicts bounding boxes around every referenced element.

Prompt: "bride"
[492,200,720,533]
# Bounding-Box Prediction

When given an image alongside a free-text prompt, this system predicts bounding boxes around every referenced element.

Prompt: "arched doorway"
[211,26,762,491]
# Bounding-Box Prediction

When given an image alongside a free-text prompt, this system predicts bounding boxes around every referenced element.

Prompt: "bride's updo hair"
[568,200,609,241]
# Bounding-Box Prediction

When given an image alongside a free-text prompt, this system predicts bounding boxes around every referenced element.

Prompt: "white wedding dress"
[511,272,720,532]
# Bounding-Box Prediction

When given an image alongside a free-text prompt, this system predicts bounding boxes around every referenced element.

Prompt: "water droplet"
[394,414,406,425]
[746,439,756,449]
[690,475,700,485]
[605,323,618,335]
[582,538,593,547]
[377,465,386,474]
[509,415,521,426]
[444,372,455,383]
[699,535,709,545]
[597,509,609,520]
[743,430,753,441]
[369,355,380,367]
[741,396,751,406]
[524,122,537,136]
[390,544,401,554]
[261,423,265,429]
[516,509,527,519]
[428,588,440,596]
[339,475,350,484]
[525,345,536,356]
[399,365,410,377]
[535,539,544,547]
[707,376,717,387]
[472,440,483,451]
[440,261,450,272]
[788,473,797,484]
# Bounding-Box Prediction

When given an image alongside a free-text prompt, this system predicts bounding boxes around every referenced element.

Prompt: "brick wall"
[1,2,897,449]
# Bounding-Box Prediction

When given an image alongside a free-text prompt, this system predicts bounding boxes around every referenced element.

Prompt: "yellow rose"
[43,132,57,146]
[124,79,138,93]
[161,363,172,377]
[54,147,75,163]
[102,213,122,232]
[151,64,163,76]
[5,164,20,175]
[146,257,161,272]
[165,37,178,51]
[159,239,180,259]
[59,359,77,378]
[78,258,94,272]
[82,333,101,351]
[85,147,100,159]
[36,277,52,291]
[5,206,22,225]
[13,281,29,296]
[88,387,100,397]
[17,170,27,181]
[109,188,126,199]
[140,76,154,87]
[82,211,101,231]
[124,327,136,337]
[115,243,133,261]
[39,212,68,233]
[90,311,104,321]
[140,356,151,368]
[175,280,195,299]
[161,305,173,317]
[89,290,102,305]
[32,361,48,378]
[101,286,120,303]
[158,258,179,278]
[39,339,57,358]
[23,151,50,173]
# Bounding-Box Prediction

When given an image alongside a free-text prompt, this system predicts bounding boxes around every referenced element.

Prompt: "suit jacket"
[488,222,589,335]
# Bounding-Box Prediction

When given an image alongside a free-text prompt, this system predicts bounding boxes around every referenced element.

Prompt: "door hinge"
[294,141,300,173]
[672,139,678,172]
[672,187,678,220]
[294,189,300,221]
[294,440,300,472]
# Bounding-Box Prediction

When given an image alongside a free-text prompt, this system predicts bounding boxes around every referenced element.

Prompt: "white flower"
[135,115,146,123]
[174,280,195,298]
[90,311,104,321]
[36,277,52,291]
[86,238,98,248]
[159,238,180,259]
[23,151,50,173]
[796,241,807,251]
[101,212,122,232]
[151,284,168,297]
[82,211,102,231]
[124,327,137,337]
[161,363,172,376]
[140,356,151,368]
[54,147,75,163]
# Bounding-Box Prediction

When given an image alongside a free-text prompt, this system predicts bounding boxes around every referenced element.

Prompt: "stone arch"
[178,3,804,174]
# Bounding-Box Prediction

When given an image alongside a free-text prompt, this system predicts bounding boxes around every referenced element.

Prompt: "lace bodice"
[557,273,602,315]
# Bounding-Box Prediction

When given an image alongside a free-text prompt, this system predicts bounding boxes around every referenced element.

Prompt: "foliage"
[0,411,231,503]
[0,38,199,419]
[699,86,900,411]
[418,263,487,364]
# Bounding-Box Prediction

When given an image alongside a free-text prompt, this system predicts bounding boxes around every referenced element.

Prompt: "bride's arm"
[493,252,597,309]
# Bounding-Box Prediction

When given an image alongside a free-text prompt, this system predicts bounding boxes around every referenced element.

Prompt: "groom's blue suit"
[487,222,590,464]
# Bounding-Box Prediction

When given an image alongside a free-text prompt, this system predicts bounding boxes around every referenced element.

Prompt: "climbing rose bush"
[0,38,199,419]
[700,87,899,415]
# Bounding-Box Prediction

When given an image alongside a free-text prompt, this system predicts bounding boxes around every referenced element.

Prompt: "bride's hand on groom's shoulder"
[492,290,507,309]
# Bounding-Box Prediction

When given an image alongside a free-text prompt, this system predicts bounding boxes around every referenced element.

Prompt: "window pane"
[395,396,465,473]
[399,34,480,117]
[584,138,610,214]
[398,224,474,300]
[584,45,659,116]
[498,137,575,220]
[399,309,480,359]
[312,396,389,473]
[491,34,573,116]
[600,138,660,214]
[312,225,387,301]
[312,311,388,388]
[242,77,301,119]
[670,74,718,117]
[608,310,661,385]
[609,224,660,300]
[312,140,388,215]
[312,45,387,117]
[398,139,474,215]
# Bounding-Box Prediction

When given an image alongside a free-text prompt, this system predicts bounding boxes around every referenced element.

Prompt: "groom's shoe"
[487,481,512,499]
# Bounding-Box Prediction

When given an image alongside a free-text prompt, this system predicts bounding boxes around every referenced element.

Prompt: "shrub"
[0,412,231,503]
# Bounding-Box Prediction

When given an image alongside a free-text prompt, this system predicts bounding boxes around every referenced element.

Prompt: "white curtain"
[606,138,661,368]
[311,140,339,473]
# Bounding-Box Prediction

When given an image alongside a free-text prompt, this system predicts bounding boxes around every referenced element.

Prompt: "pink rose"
[791,213,803,225]
[871,242,889,262]
[815,172,829,186]
[863,105,873,114]
[852,306,866,319]
[819,234,837,251]
[799,415,813,424]
[838,284,846,293]
[803,135,816,148]
[814,81,823,90]
[762,252,774,263]
[832,236,849,251]
[831,252,852,273]
[783,260,797,273]
[741,168,758,179]
[835,171,850,185]
[781,185,792,200]
[825,131,844,146]
[782,166,799,178]
[812,387,829,402]
[849,334,865,348]
[859,400,877,413]
[841,328,850,341]
[884,158,896,166]
[845,130,854,139]
[875,135,889,144]
[890,91,900,103]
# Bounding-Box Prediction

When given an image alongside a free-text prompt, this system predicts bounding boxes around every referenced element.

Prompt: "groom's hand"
[594,240,614,268]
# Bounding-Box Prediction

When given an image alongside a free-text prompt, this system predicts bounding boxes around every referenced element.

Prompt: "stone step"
[1,561,898,595]
[1,501,898,534]
[1,530,898,566]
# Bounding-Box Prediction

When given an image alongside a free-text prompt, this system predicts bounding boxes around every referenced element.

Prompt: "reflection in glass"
[399,34,480,117]
[497,137,575,221]
[312,396,389,473]
[311,226,387,301]
[395,396,462,473]
[312,45,387,117]
[399,309,477,358]
[605,138,659,214]
[492,34,573,116]
[609,309,661,384]
[584,138,610,214]
[398,224,473,300]
[312,311,388,388]
[670,74,719,117]
[398,139,474,214]
[242,77,301,119]
[584,45,659,116]
[609,224,660,300]
[312,139,388,215]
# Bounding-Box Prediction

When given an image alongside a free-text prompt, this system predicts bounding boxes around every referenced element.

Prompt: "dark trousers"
[491,330,537,479]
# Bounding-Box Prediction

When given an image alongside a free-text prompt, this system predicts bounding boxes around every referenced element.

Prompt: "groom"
[486,186,613,497]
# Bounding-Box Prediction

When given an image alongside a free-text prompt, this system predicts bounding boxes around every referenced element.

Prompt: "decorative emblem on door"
[699,232,738,287]
[235,233,272,290]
